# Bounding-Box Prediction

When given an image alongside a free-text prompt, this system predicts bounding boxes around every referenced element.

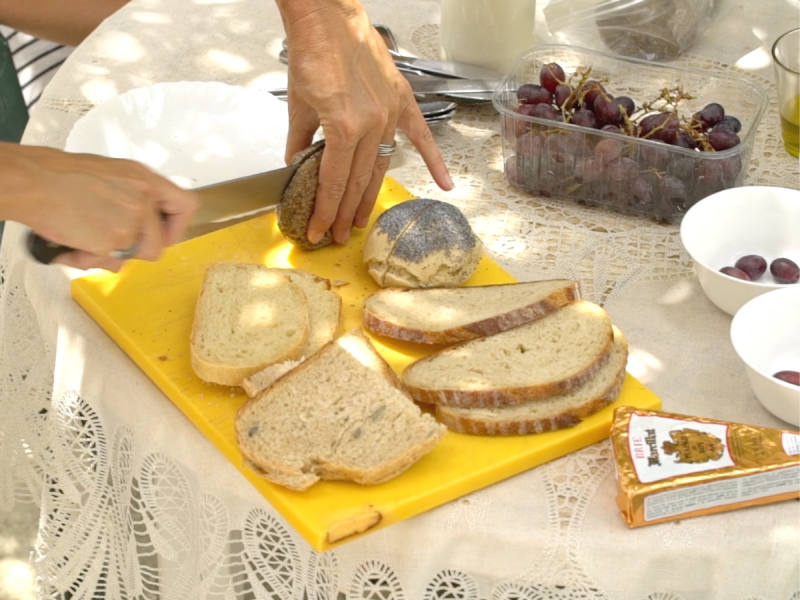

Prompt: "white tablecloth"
[2,1,799,598]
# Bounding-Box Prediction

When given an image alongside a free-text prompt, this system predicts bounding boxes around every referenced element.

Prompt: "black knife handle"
[27,231,138,264]
[27,232,74,264]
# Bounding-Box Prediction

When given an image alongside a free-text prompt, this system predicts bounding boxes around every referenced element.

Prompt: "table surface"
[1,1,799,599]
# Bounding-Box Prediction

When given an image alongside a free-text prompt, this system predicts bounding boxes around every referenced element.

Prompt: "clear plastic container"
[492,44,769,223]
[543,0,717,62]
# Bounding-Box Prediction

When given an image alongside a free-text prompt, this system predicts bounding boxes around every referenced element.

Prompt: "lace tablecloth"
[2,1,799,599]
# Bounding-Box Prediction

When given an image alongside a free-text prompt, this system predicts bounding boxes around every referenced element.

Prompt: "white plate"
[65,81,289,189]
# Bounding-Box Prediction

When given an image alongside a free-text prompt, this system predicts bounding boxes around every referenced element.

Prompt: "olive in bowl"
[730,286,800,427]
[680,186,800,315]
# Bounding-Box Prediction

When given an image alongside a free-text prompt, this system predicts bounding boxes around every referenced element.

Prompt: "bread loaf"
[241,268,342,397]
[436,326,628,435]
[402,300,614,408]
[363,199,483,288]
[362,279,581,344]
[190,263,309,386]
[277,140,331,250]
[234,328,446,491]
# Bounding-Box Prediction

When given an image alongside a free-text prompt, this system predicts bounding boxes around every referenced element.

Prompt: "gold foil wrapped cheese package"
[610,406,800,528]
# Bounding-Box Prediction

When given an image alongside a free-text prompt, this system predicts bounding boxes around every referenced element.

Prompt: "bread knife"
[27,164,299,265]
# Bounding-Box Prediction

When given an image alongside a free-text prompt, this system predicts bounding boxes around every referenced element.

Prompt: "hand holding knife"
[27,165,299,265]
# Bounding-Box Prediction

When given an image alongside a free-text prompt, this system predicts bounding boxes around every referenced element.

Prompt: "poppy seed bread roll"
[277,140,332,251]
[363,199,483,288]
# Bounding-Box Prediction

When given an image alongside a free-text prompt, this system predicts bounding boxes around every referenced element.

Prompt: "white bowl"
[65,81,289,188]
[680,186,800,316]
[730,286,800,426]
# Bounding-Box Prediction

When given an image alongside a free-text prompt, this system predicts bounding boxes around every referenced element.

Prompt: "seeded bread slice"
[402,300,614,408]
[277,140,331,250]
[234,328,447,491]
[437,326,628,435]
[362,279,581,344]
[190,263,309,386]
[241,268,343,397]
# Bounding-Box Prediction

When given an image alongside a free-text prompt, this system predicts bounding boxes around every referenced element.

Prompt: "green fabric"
[0,35,28,143]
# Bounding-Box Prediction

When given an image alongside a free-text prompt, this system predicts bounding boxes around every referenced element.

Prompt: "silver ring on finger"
[109,241,139,260]
[377,140,397,157]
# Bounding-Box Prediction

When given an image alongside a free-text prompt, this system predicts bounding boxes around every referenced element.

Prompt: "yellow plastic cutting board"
[71,177,661,551]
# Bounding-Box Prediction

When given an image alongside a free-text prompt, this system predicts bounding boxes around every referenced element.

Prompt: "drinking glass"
[439,0,536,73]
[771,28,800,158]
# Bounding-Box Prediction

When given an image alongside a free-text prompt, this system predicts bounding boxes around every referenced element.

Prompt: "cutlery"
[401,74,501,96]
[27,165,299,264]
[387,51,503,81]
[262,89,458,124]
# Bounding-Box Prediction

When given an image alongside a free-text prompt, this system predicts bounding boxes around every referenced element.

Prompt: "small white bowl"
[680,186,800,316]
[730,286,800,426]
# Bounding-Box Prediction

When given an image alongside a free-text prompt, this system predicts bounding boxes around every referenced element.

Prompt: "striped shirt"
[0,25,72,108]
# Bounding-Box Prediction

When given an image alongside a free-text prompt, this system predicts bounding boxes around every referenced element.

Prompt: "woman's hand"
[275,0,454,245]
[2,143,199,271]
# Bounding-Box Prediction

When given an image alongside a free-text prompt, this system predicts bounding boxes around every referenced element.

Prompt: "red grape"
[714,115,742,133]
[674,129,699,149]
[540,63,565,94]
[580,81,605,108]
[616,96,635,117]
[774,371,800,386]
[719,266,751,280]
[693,103,725,131]
[517,83,553,105]
[530,103,561,121]
[770,258,800,284]
[708,129,740,151]
[570,109,599,129]
[594,138,623,164]
[600,124,621,134]
[554,84,575,110]
[594,94,623,125]
[734,255,767,281]
[639,113,679,143]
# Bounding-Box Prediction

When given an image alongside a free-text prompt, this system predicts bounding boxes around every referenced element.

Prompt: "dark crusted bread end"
[278,140,332,251]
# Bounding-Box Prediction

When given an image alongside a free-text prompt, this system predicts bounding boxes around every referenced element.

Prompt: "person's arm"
[0,0,128,46]
[0,142,198,271]
[274,0,454,245]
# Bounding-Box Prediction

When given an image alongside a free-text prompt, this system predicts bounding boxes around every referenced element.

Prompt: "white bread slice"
[190,263,309,386]
[437,326,629,435]
[241,268,342,397]
[402,300,614,408]
[234,328,446,491]
[362,279,580,344]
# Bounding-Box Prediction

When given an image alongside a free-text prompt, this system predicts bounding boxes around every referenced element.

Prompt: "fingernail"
[354,216,368,229]
[307,229,323,244]
[445,172,455,190]
[337,229,351,244]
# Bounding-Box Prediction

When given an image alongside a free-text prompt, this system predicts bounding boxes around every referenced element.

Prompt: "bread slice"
[190,263,309,386]
[234,328,446,491]
[402,300,614,408]
[241,268,342,397]
[437,326,629,435]
[362,279,581,344]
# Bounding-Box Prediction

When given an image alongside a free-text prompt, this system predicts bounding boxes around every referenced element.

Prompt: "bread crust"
[403,337,613,407]
[436,369,625,435]
[277,140,332,251]
[362,281,580,344]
